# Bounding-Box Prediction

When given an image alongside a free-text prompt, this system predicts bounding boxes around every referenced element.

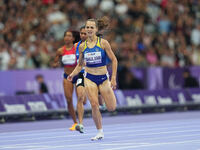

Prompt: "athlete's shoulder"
[74,42,79,50]
[75,40,82,46]
[74,42,78,46]
[100,38,110,49]
[79,41,85,47]
[79,42,85,52]
[57,47,64,54]
[101,38,108,43]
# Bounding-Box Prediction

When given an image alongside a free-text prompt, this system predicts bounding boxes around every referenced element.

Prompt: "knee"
[90,101,99,110]
[107,105,116,112]
[67,101,73,107]
[66,96,72,104]
[77,97,87,105]
[78,95,85,103]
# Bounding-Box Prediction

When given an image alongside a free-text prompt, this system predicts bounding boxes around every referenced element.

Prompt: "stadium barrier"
[0,67,200,95]
[0,88,200,122]
[0,67,200,122]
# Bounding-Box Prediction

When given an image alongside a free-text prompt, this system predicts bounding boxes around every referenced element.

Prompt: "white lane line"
[21,139,200,150]
[103,129,200,139]
[0,128,200,145]
[1,118,200,136]
[104,139,200,150]
[26,143,100,150]
[1,121,200,139]
[0,145,55,150]
[0,124,200,143]
[1,132,199,148]
[0,132,199,148]
[102,142,152,146]
[107,133,200,143]
[1,131,200,149]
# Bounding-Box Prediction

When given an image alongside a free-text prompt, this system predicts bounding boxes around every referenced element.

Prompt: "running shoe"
[99,103,107,111]
[75,124,84,133]
[69,123,78,131]
[91,132,104,141]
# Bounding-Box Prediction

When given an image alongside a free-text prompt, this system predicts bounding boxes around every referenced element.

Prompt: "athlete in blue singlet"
[73,27,87,133]
[75,26,106,133]
[68,16,118,140]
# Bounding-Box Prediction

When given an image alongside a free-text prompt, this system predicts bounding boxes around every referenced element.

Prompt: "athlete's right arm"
[52,48,62,68]
[67,43,84,81]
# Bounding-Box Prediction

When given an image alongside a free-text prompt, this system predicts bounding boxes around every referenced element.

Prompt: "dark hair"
[80,26,85,31]
[72,31,81,43]
[64,30,80,44]
[183,68,190,74]
[86,16,109,31]
[35,74,43,79]
[96,33,103,38]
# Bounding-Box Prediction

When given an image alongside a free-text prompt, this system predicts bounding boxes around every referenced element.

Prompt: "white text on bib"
[62,54,76,65]
[85,52,102,64]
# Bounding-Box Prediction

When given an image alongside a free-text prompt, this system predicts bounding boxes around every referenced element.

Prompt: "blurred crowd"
[0,0,200,70]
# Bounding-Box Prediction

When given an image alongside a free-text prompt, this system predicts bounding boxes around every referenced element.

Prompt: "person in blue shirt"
[73,26,87,133]
[75,26,108,133]
[68,16,118,140]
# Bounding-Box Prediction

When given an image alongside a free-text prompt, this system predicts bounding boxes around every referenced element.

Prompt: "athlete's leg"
[75,85,86,133]
[84,78,101,129]
[63,79,77,128]
[98,94,104,105]
[84,77,104,140]
[98,94,107,110]
[76,85,86,124]
[99,80,116,112]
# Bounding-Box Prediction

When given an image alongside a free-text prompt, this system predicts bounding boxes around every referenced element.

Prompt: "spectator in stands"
[118,66,144,90]
[183,69,199,88]
[35,74,49,94]
[1,0,200,69]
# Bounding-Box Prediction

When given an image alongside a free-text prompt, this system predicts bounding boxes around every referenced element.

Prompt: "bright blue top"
[106,56,111,65]
[83,37,107,68]
[76,40,84,73]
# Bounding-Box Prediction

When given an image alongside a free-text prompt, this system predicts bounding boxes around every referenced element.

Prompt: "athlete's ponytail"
[87,16,109,31]
[97,16,109,31]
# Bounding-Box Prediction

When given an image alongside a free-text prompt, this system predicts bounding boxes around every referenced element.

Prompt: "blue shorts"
[63,73,78,84]
[84,72,109,86]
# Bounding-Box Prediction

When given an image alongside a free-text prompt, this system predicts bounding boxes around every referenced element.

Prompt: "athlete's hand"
[111,78,117,90]
[67,74,73,82]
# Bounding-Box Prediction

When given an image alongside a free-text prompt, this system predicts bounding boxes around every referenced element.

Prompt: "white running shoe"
[91,132,104,141]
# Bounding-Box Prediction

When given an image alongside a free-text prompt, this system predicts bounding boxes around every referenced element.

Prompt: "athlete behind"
[73,26,87,133]
[52,30,80,131]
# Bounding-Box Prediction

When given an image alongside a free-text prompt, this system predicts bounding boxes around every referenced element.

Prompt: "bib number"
[85,52,102,64]
[62,54,76,65]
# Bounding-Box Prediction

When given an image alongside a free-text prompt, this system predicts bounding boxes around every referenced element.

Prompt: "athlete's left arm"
[67,43,84,81]
[102,39,118,89]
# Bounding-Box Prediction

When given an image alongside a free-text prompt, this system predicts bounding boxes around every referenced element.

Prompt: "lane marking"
[1,121,200,139]
[104,139,200,150]
[1,118,200,136]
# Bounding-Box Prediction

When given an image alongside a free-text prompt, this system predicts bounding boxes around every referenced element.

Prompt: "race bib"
[62,54,76,65]
[76,78,82,86]
[84,52,102,64]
